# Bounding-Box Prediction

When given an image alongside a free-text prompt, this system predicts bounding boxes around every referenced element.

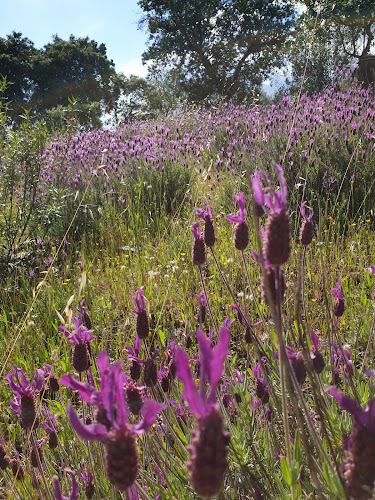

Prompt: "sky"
[0,0,150,77]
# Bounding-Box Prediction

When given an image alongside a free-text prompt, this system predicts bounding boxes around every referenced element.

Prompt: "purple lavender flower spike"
[78,467,94,499]
[52,469,79,500]
[175,323,230,498]
[309,332,325,374]
[191,222,206,265]
[6,366,44,429]
[328,388,375,498]
[132,288,149,340]
[331,280,345,317]
[59,313,95,372]
[61,350,164,491]
[197,200,215,247]
[300,201,314,246]
[226,193,249,250]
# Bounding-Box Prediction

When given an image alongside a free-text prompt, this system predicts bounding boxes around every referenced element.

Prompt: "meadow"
[1,74,375,499]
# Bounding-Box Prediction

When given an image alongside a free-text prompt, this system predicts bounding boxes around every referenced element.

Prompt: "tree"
[112,68,187,123]
[0,32,37,116]
[284,13,351,95]
[138,0,297,103]
[0,33,122,125]
[284,1,375,95]
[303,0,375,59]
[31,35,121,118]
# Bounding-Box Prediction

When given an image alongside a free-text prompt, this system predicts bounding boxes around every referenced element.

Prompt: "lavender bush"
[1,76,375,499]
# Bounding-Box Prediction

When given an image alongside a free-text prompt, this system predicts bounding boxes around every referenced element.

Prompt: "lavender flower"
[328,388,375,499]
[43,363,60,393]
[127,335,142,380]
[253,359,269,404]
[52,469,79,500]
[0,441,10,470]
[6,366,44,429]
[191,222,206,266]
[78,467,94,499]
[310,332,325,374]
[226,192,249,250]
[196,199,215,247]
[59,313,95,372]
[132,288,149,340]
[253,165,291,265]
[275,346,306,385]
[229,301,262,344]
[61,350,164,491]
[196,291,207,324]
[175,324,230,498]
[331,280,345,317]
[300,202,314,246]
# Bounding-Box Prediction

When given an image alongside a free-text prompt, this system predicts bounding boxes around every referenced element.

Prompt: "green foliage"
[0,79,48,274]
[302,0,375,58]
[0,32,122,126]
[138,0,297,103]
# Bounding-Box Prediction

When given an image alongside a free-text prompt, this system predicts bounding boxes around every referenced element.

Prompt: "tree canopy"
[138,0,297,103]
[302,0,375,59]
[0,32,121,125]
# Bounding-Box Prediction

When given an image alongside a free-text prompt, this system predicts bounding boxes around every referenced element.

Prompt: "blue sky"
[0,0,150,77]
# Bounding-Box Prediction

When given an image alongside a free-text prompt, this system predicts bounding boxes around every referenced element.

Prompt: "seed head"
[300,219,314,246]
[11,459,24,481]
[334,298,345,317]
[49,375,60,393]
[291,352,307,385]
[328,389,375,499]
[132,289,150,339]
[197,200,215,247]
[331,280,345,317]
[48,432,58,450]
[30,443,43,468]
[311,349,326,374]
[204,217,216,247]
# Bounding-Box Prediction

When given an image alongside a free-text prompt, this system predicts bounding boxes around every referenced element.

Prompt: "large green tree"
[303,0,375,59]
[0,32,37,116]
[138,0,297,103]
[285,1,375,95]
[0,32,122,125]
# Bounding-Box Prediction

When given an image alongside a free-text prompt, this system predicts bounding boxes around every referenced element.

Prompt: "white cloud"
[119,59,150,78]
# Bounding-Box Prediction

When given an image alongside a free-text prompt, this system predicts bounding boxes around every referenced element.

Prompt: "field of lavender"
[1,76,375,499]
